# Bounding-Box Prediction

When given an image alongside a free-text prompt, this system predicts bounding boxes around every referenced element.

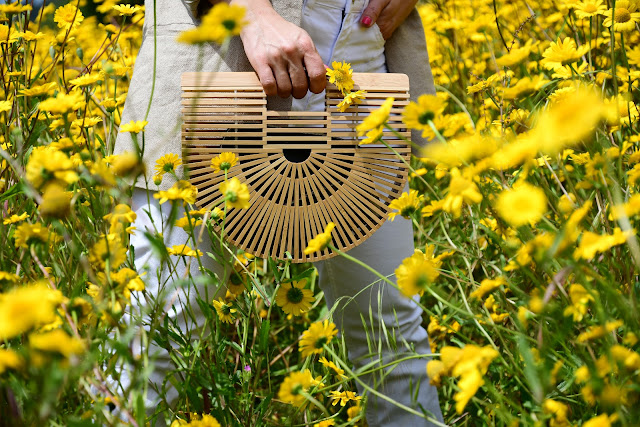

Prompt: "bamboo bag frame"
[181,72,411,262]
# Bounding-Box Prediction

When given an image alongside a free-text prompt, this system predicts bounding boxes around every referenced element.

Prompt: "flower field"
[1,0,640,426]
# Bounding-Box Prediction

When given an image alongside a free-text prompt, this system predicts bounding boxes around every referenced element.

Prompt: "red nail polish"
[361,15,372,26]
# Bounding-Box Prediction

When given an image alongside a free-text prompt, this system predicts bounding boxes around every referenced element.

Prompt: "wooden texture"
[182,72,411,262]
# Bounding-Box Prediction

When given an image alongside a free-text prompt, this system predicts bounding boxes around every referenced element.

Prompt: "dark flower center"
[226,191,237,202]
[287,286,304,303]
[418,111,435,125]
[415,273,430,290]
[315,337,328,349]
[223,20,236,31]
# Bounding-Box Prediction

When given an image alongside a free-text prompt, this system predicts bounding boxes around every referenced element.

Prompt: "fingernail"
[361,15,372,26]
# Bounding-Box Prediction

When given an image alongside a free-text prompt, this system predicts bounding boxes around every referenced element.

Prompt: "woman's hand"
[360,0,419,40]
[232,0,326,99]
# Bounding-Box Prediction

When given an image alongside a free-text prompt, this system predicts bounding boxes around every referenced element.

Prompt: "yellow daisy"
[337,90,366,112]
[275,279,314,316]
[603,0,640,31]
[166,244,203,257]
[388,190,424,221]
[219,177,250,209]
[540,37,589,70]
[326,61,354,94]
[495,182,547,227]
[212,299,237,324]
[277,369,315,407]
[574,0,607,19]
[119,120,148,133]
[154,153,182,176]
[356,97,394,136]
[402,94,446,137]
[395,249,440,297]
[210,152,238,173]
[298,320,338,358]
[304,222,336,255]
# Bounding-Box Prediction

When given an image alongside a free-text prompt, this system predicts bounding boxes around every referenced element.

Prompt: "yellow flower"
[278,369,315,407]
[155,153,182,176]
[210,152,238,173]
[119,120,148,133]
[212,299,237,324]
[439,344,499,414]
[562,284,594,321]
[495,182,547,227]
[0,100,11,113]
[573,227,633,260]
[313,421,335,427]
[167,244,203,258]
[20,82,57,97]
[14,222,53,248]
[574,0,607,19]
[178,3,247,44]
[154,180,198,205]
[388,190,423,221]
[175,215,202,232]
[534,89,606,155]
[3,212,28,225]
[304,222,335,255]
[275,279,314,316]
[603,0,640,31]
[337,89,366,112]
[299,320,338,358]
[89,236,128,271]
[359,126,384,145]
[0,349,23,374]
[326,61,354,93]
[611,345,640,370]
[69,72,104,87]
[0,2,31,13]
[495,41,533,67]
[442,168,483,218]
[29,329,85,358]
[111,151,142,177]
[38,90,86,114]
[318,356,346,378]
[39,184,73,219]
[395,249,440,297]
[542,399,571,427]
[402,94,446,137]
[328,390,361,407]
[583,414,618,427]
[54,3,83,29]
[469,277,506,300]
[112,4,141,16]
[356,97,394,136]
[0,283,64,340]
[219,177,250,209]
[25,146,78,190]
[541,37,590,70]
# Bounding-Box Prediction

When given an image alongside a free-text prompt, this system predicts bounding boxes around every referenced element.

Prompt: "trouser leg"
[316,209,444,426]
[127,188,225,421]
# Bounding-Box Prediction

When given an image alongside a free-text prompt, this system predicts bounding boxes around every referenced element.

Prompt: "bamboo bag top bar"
[181,72,411,262]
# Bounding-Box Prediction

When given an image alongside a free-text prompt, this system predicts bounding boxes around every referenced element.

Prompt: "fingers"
[304,50,326,95]
[270,59,293,98]
[254,63,278,96]
[288,59,309,99]
[360,0,389,26]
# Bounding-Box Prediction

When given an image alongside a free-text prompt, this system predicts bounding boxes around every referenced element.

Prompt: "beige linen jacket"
[114,0,436,190]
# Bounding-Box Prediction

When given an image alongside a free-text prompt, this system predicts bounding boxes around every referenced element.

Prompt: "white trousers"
[128,0,443,425]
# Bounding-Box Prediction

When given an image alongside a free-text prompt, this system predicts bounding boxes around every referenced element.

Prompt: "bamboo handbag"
[181,72,411,262]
